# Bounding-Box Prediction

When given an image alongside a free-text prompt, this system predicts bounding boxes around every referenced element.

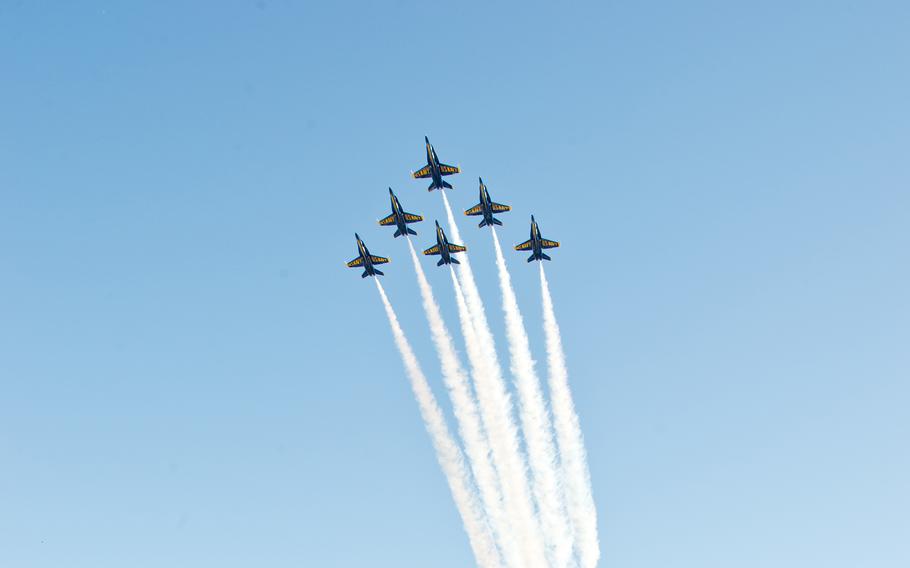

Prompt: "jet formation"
[346,136,560,277]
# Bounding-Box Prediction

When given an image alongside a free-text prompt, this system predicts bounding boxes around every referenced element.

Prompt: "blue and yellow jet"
[378,188,423,238]
[424,221,467,266]
[346,233,390,277]
[412,136,460,191]
[515,215,560,262]
[464,177,511,227]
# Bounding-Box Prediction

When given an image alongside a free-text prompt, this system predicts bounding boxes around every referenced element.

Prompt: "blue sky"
[1,2,908,567]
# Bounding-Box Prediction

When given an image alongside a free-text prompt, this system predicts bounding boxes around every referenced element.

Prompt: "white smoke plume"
[538,264,600,568]
[440,192,549,567]
[491,228,575,568]
[374,279,502,568]
[404,238,511,562]
[448,268,525,568]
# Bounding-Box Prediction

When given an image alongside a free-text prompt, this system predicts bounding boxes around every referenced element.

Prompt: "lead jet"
[464,177,511,227]
[346,233,390,277]
[412,136,460,191]
[424,221,467,266]
[378,188,423,237]
[514,215,560,262]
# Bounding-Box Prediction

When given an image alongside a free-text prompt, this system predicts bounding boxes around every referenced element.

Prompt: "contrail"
[374,279,502,568]
[440,192,549,568]
[539,264,600,568]
[491,228,575,568]
[405,238,512,564]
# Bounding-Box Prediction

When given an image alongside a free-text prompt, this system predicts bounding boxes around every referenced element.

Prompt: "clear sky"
[1,2,907,567]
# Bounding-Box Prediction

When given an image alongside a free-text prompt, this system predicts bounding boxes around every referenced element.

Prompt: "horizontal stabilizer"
[437,258,446,266]
[540,253,551,261]
[490,217,502,226]
[441,180,453,190]
[393,229,402,238]
[450,257,460,264]
[407,227,417,235]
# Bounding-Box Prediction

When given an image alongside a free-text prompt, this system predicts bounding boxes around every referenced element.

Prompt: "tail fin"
[407,227,417,236]
[437,258,446,267]
[450,257,460,265]
[441,180,453,190]
[393,229,402,238]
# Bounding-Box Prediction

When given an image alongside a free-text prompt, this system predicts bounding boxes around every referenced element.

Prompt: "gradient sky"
[2,2,908,567]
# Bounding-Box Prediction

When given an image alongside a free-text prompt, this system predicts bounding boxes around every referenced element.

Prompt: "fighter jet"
[378,188,423,238]
[514,215,560,262]
[346,233,390,277]
[464,177,511,227]
[424,221,467,266]
[412,136,460,191]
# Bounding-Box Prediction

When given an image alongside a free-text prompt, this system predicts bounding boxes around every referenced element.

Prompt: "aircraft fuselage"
[435,223,455,265]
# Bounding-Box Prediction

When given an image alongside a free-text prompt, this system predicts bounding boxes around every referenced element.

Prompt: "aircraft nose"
[388,187,394,195]
[425,136,430,143]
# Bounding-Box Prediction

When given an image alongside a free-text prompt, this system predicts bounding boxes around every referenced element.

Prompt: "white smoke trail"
[440,192,549,567]
[538,264,600,568]
[491,228,575,568]
[405,238,511,563]
[448,268,525,568]
[374,279,502,568]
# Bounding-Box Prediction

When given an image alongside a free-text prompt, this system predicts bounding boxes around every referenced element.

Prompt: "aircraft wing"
[347,256,365,267]
[491,202,511,213]
[403,212,423,223]
[378,213,397,226]
[540,239,560,249]
[439,163,460,175]
[412,165,432,179]
[464,204,484,216]
[447,244,467,253]
[423,244,441,256]
[514,239,533,251]
[370,255,390,264]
